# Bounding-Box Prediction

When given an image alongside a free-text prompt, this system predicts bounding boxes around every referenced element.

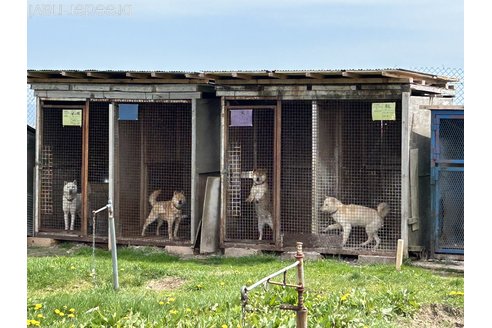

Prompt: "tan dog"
[246,169,273,240]
[320,196,389,250]
[141,190,186,240]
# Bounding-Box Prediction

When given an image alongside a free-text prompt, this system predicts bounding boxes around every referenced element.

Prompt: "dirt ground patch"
[146,277,186,291]
[400,304,464,328]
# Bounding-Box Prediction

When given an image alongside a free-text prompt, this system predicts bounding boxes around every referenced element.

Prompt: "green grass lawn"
[27,244,463,327]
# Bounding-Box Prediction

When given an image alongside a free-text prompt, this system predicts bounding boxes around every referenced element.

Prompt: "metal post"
[107,201,119,290]
[295,242,307,328]
[93,201,119,290]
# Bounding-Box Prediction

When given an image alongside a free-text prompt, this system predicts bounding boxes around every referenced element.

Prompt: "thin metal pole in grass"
[92,201,119,290]
[240,242,307,328]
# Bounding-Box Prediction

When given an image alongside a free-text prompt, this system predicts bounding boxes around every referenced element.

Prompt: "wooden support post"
[81,100,90,237]
[396,239,404,271]
[274,100,282,247]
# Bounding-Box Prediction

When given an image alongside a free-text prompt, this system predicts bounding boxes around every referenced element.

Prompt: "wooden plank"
[111,85,154,92]
[409,149,420,231]
[81,100,90,237]
[410,84,455,96]
[341,71,360,78]
[29,83,70,91]
[126,72,151,79]
[151,72,178,79]
[214,77,413,85]
[154,85,200,92]
[216,89,404,100]
[86,72,111,79]
[231,72,253,80]
[61,71,87,78]
[419,105,464,110]
[72,84,111,91]
[26,77,220,84]
[268,72,286,79]
[305,72,325,79]
[401,92,410,257]
[220,98,228,248]
[274,99,282,247]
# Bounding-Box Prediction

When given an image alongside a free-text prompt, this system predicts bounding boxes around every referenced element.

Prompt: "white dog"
[246,169,273,240]
[320,196,389,250]
[62,180,82,231]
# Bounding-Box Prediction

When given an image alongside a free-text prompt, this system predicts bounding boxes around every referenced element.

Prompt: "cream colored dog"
[246,169,273,240]
[62,180,81,231]
[141,190,186,240]
[320,196,389,250]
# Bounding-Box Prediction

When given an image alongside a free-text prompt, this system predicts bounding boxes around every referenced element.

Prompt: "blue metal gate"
[431,110,464,255]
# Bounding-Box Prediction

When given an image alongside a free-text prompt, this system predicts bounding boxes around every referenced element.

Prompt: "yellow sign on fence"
[371,103,396,121]
[63,110,82,126]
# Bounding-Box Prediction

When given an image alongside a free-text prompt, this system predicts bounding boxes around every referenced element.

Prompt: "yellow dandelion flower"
[340,293,350,301]
[63,305,68,309]
[54,309,60,314]
[168,297,176,303]
[159,301,165,305]
[37,314,44,319]
[169,309,178,315]
[68,313,75,318]
[27,319,32,326]
[449,291,464,296]
[69,308,75,313]
[222,325,228,328]
[59,312,65,317]
[34,304,43,310]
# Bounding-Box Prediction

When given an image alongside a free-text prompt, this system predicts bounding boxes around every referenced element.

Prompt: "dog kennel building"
[28,70,220,247]
[205,69,458,257]
[28,69,459,258]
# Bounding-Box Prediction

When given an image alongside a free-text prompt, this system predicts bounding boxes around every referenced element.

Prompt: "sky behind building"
[27,0,464,71]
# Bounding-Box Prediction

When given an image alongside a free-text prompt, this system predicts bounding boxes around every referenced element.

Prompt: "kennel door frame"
[35,99,91,236]
[222,103,282,246]
[431,110,464,255]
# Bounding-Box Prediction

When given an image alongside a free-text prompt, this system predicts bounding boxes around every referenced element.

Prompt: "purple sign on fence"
[230,109,253,127]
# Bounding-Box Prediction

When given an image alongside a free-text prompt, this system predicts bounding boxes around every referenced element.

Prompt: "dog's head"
[63,180,78,199]
[320,196,342,214]
[252,169,268,185]
[172,191,186,209]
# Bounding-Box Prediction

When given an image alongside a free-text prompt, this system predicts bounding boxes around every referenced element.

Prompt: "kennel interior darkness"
[223,99,402,253]
[37,100,192,242]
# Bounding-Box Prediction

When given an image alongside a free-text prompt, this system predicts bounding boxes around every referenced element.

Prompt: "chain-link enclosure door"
[432,112,464,254]
[225,105,276,243]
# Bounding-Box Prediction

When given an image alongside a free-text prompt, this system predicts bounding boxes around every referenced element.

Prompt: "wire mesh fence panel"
[436,169,464,250]
[280,101,313,240]
[409,66,464,105]
[117,102,192,242]
[314,100,402,251]
[88,102,109,237]
[226,105,275,241]
[40,104,84,232]
[27,85,36,128]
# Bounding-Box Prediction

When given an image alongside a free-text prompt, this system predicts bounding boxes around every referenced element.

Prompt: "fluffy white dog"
[62,180,82,231]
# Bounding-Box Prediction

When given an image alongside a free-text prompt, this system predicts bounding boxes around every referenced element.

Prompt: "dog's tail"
[377,202,390,219]
[149,190,162,206]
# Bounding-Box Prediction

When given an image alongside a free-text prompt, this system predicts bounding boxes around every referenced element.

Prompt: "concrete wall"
[406,96,454,256]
